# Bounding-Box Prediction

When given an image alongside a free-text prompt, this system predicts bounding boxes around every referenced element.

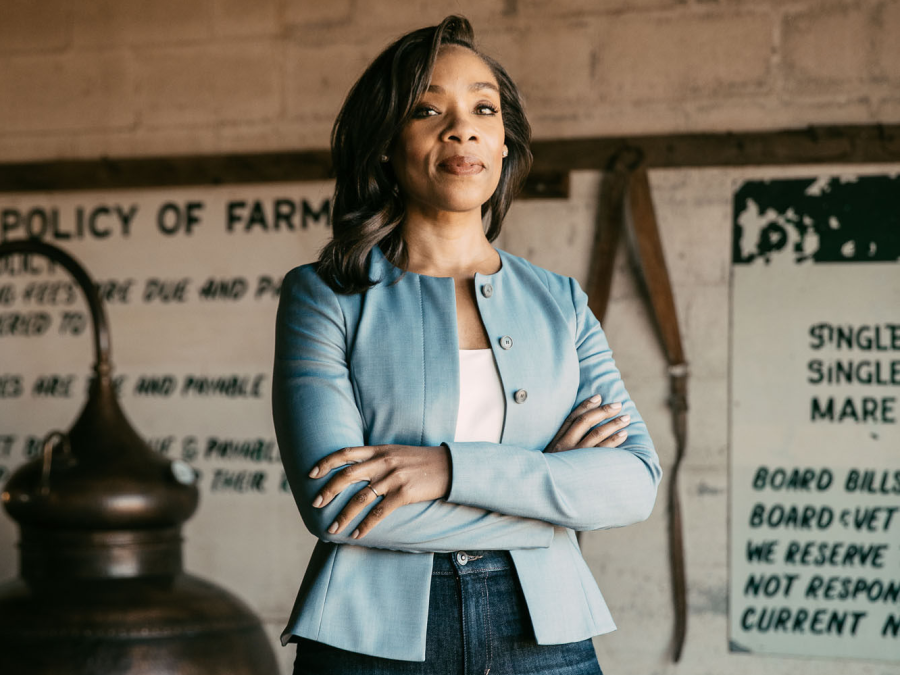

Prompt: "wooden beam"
[530,124,900,171]
[0,151,334,193]
[0,125,897,198]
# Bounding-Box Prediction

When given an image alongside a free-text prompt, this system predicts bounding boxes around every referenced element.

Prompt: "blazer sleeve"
[272,264,554,553]
[443,274,663,531]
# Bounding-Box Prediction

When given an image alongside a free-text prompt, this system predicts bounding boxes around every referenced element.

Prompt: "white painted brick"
[595,11,774,103]
[781,3,872,91]
[582,506,671,602]
[428,0,519,24]
[603,295,670,383]
[649,169,732,288]
[284,0,467,50]
[284,40,376,124]
[683,286,730,379]
[283,0,355,26]
[72,0,212,47]
[216,121,332,153]
[480,21,596,107]
[503,197,598,282]
[0,0,71,53]
[529,93,873,139]
[212,0,281,37]
[0,127,222,163]
[283,4,501,52]
[873,95,900,123]
[0,0,895,163]
[875,0,900,81]
[340,0,434,29]
[0,51,135,133]
[682,375,729,466]
[136,43,281,127]
[583,499,671,665]
[521,0,685,16]
[681,467,729,570]
[684,95,880,132]
[531,99,694,138]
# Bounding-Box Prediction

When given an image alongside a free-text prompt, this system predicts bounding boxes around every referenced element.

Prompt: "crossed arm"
[272,265,661,552]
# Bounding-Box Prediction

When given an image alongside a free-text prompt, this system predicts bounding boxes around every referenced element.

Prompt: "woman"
[272,15,661,675]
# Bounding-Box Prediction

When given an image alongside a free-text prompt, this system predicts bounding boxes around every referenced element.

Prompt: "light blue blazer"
[272,244,662,662]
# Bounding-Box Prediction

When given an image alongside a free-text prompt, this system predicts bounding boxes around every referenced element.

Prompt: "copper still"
[0,239,279,674]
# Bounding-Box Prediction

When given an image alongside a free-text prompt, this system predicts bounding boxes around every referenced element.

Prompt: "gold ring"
[367,485,379,498]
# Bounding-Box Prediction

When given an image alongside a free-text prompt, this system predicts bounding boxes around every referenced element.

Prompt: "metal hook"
[606,144,645,174]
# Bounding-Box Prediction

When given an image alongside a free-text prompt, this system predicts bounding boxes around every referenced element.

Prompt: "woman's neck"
[401,212,500,279]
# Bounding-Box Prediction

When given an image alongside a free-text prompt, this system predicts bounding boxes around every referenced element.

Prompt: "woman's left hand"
[308,444,451,539]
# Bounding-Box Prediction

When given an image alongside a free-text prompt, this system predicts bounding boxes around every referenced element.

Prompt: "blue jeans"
[292,550,603,675]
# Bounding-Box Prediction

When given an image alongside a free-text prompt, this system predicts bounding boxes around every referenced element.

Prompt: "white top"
[453,349,505,443]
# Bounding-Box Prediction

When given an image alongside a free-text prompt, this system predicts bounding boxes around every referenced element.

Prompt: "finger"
[314,461,374,509]
[548,395,604,450]
[351,492,403,540]
[325,481,385,535]
[598,429,628,448]
[554,403,623,451]
[580,414,631,448]
[566,402,623,442]
[309,445,372,479]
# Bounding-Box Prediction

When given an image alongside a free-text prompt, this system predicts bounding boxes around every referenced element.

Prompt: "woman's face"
[391,45,507,220]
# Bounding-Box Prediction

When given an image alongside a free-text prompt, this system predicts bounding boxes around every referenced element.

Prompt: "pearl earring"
[380,154,389,162]
[501,147,508,158]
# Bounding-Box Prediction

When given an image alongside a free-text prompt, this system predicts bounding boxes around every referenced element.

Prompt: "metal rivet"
[499,335,513,350]
[456,552,468,565]
[514,389,528,404]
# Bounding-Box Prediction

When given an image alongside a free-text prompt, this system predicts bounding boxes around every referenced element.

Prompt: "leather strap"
[588,151,689,662]
[586,148,640,321]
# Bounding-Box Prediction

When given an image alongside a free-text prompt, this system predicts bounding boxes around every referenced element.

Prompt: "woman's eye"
[412,106,438,118]
[476,104,499,115]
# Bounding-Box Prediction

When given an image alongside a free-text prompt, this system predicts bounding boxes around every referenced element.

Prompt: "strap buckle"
[668,362,689,378]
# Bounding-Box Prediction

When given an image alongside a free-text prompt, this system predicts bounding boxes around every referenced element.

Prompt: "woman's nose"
[440,108,478,143]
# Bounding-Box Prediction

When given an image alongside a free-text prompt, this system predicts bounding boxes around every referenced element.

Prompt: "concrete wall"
[2,0,899,162]
[1,2,897,675]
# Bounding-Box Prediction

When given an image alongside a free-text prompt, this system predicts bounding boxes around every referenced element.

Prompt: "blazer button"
[481,283,493,298]
[514,389,528,404]
[499,335,513,350]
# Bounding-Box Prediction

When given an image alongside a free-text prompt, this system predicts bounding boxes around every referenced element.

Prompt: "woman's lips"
[437,155,484,175]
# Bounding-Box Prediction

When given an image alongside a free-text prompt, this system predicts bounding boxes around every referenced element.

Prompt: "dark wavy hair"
[316,15,533,294]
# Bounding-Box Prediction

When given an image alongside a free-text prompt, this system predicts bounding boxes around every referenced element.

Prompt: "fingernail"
[610,402,623,410]
[351,529,360,539]
[309,466,319,478]
[618,431,628,438]
[328,521,338,534]
[312,495,323,508]
[621,414,631,423]
[589,394,602,403]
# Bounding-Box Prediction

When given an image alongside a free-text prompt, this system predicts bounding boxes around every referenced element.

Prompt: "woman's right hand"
[543,394,630,453]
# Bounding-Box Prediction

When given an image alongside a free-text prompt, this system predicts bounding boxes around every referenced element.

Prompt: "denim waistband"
[431,550,513,576]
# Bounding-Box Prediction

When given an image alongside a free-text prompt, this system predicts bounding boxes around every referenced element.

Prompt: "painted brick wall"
[1,0,898,161]
[1,3,897,675]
